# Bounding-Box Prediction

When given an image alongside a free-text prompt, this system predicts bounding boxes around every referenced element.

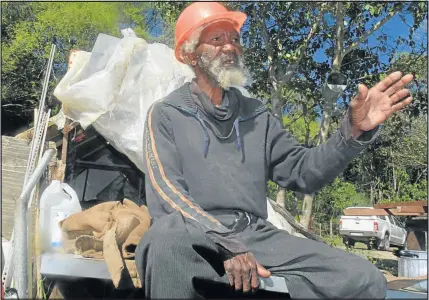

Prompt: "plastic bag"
[54,33,195,171]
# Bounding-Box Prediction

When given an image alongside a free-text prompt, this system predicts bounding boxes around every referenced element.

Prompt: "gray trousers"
[135,212,387,299]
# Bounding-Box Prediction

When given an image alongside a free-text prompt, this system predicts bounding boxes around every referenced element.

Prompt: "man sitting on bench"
[136,2,414,298]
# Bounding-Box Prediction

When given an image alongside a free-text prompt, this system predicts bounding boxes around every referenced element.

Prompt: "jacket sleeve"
[143,102,247,257]
[267,111,380,194]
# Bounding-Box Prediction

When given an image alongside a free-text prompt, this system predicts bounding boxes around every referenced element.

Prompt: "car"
[339,207,407,250]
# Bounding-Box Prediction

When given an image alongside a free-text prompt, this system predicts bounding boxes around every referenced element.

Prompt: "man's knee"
[135,230,190,281]
[138,230,191,259]
[355,261,387,298]
[367,267,387,297]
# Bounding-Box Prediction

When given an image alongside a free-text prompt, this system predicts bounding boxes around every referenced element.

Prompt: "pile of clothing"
[60,199,151,289]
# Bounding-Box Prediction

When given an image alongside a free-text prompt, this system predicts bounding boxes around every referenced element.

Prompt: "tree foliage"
[239,1,427,227]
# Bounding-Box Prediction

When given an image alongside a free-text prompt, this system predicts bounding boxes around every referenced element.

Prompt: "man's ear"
[183,52,197,67]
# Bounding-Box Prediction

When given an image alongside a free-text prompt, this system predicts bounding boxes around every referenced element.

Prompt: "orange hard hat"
[175,2,247,63]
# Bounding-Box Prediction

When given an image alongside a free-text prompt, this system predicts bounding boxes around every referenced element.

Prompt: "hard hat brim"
[175,11,247,63]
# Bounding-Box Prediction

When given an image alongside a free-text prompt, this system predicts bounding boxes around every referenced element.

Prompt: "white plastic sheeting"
[54,34,195,171]
[266,200,306,237]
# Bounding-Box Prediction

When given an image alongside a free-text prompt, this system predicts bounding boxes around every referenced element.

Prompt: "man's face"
[194,21,247,89]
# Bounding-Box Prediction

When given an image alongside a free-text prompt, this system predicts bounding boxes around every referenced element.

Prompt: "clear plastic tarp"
[54,32,195,171]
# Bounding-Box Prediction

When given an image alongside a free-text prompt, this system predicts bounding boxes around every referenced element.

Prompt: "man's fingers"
[390,89,410,104]
[354,84,369,103]
[233,259,243,291]
[256,262,272,278]
[250,259,259,291]
[224,260,234,286]
[374,71,402,92]
[241,258,251,293]
[227,272,234,287]
[392,96,413,112]
[385,74,414,96]
[224,253,268,293]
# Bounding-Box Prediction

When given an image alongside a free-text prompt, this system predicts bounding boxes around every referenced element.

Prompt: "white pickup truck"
[339,207,407,250]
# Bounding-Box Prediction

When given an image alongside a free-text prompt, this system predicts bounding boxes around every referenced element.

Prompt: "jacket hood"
[162,82,267,161]
[163,83,267,121]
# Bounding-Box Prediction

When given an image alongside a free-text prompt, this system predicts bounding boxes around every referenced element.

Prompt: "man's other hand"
[349,71,413,138]
[224,252,271,293]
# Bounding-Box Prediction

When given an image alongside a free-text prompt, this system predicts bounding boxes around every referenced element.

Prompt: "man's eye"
[212,37,220,42]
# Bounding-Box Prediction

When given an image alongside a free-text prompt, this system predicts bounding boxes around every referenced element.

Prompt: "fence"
[309,219,341,237]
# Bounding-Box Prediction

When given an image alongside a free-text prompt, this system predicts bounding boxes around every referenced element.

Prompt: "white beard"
[199,53,248,89]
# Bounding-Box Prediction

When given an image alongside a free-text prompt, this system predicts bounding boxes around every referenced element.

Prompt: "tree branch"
[342,5,403,58]
[254,4,283,116]
[2,104,25,107]
[332,2,345,71]
[255,4,275,80]
[341,55,374,68]
[279,3,327,85]
[283,102,318,129]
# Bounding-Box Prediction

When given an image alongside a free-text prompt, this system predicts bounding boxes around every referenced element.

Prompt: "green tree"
[345,112,427,205]
[313,178,370,225]
[300,2,427,228]
[236,2,426,228]
[1,2,184,135]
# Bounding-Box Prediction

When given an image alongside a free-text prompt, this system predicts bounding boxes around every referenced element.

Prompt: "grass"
[322,235,399,276]
[322,235,343,247]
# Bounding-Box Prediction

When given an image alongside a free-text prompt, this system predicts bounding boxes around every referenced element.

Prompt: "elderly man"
[136,2,413,299]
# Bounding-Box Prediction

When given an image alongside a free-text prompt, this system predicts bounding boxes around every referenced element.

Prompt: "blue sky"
[313,12,428,66]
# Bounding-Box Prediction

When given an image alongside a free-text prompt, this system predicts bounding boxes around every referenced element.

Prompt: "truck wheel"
[382,233,390,251]
[344,237,355,248]
[397,236,408,251]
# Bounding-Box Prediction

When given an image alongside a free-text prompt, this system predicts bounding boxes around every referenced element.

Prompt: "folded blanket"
[60,199,151,288]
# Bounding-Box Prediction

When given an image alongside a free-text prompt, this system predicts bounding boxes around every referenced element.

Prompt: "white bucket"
[398,250,428,292]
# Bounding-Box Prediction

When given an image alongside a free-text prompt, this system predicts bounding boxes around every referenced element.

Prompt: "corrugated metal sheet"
[2,136,31,240]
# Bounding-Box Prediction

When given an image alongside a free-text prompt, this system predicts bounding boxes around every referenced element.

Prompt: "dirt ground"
[336,241,399,276]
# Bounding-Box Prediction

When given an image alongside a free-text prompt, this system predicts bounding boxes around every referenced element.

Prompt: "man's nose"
[222,41,237,53]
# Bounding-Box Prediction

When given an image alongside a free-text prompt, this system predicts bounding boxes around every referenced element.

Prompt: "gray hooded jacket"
[142,82,378,256]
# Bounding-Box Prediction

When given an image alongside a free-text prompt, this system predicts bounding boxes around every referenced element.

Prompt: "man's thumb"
[356,84,369,102]
[257,263,271,278]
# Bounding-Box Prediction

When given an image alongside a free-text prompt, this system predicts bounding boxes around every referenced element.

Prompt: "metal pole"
[2,111,51,291]
[3,45,56,291]
[24,44,56,188]
[33,44,56,147]
[12,149,55,298]
[82,168,90,201]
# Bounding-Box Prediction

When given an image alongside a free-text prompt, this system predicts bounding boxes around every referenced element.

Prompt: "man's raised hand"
[349,71,414,138]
